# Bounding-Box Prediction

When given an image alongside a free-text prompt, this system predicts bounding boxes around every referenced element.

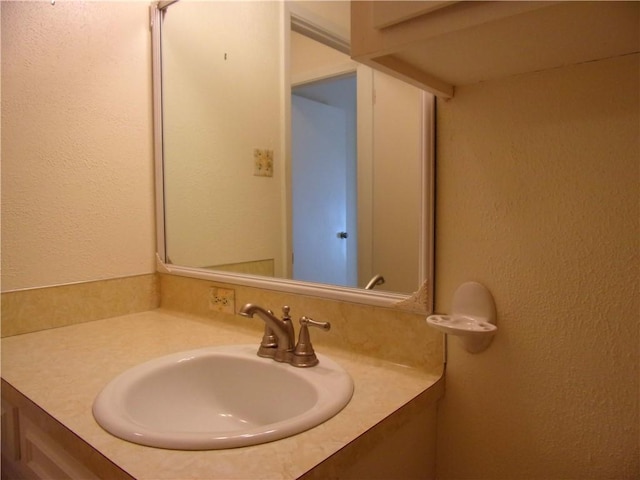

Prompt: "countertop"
[1,309,443,479]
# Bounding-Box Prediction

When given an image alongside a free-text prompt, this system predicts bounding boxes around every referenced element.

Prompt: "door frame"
[283,4,358,279]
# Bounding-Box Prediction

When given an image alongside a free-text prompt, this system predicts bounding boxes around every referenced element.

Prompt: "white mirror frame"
[150,2,435,310]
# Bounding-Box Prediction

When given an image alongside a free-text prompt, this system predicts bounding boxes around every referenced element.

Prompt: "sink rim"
[92,344,354,450]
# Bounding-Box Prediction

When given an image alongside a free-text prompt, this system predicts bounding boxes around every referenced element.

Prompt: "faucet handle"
[292,316,331,367]
[301,316,330,331]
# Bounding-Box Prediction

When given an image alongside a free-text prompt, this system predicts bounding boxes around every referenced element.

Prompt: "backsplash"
[0,272,443,374]
[1,274,159,337]
[159,274,443,374]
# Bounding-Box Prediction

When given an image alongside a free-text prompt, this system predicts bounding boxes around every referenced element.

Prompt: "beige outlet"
[253,148,273,177]
[208,287,235,314]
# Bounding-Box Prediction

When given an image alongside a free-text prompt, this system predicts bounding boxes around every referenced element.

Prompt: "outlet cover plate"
[253,148,273,177]
[209,287,235,314]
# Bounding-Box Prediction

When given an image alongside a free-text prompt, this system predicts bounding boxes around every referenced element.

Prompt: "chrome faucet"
[239,303,330,367]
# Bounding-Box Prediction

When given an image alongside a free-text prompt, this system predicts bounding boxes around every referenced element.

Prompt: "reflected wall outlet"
[209,287,235,314]
[253,148,273,177]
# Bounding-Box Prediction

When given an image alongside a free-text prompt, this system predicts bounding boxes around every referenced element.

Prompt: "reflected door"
[292,94,349,286]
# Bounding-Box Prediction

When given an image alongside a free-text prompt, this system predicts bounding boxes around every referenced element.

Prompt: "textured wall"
[435,54,639,478]
[1,2,155,291]
[162,2,283,272]
[4,3,637,476]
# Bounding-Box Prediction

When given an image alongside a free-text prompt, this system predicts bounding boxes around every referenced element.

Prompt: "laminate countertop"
[1,309,443,479]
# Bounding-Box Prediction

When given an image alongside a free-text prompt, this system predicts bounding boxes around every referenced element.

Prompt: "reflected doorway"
[291,75,357,287]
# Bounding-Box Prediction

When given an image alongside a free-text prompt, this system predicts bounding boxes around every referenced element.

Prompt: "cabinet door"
[2,381,133,480]
[19,414,100,480]
[1,396,22,479]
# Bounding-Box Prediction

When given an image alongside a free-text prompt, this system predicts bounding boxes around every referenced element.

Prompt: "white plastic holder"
[427,282,497,353]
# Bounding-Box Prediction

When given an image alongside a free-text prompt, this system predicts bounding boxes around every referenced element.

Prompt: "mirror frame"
[150,1,435,310]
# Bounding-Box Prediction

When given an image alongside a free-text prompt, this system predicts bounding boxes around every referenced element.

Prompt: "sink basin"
[92,344,353,450]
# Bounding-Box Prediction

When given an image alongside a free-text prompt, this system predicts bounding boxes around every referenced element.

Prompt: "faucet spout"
[239,304,295,360]
[365,274,385,290]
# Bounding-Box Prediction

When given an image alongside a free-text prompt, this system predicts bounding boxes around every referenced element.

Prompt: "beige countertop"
[1,309,442,480]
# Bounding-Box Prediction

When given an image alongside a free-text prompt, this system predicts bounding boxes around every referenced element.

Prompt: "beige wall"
[1,2,155,292]
[4,2,638,478]
[435,53,639,478]
[291,30,355,84]
[162,2,284,273]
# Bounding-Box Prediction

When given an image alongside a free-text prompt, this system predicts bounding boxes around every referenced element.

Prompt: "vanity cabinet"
[1,380,133,480]
[1,394,21,479]
[351,1,639,98]
[1,377,441,480]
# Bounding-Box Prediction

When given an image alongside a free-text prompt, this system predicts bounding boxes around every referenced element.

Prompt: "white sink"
[92,344,353,450]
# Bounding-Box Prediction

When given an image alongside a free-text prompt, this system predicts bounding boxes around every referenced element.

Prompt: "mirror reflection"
[160,1,433,296]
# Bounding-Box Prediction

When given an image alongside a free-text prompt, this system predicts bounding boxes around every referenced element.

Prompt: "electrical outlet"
[253,148,273,177]
[208,287,235,314]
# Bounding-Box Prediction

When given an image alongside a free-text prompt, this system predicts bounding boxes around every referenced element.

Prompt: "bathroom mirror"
[152,1,435,310]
